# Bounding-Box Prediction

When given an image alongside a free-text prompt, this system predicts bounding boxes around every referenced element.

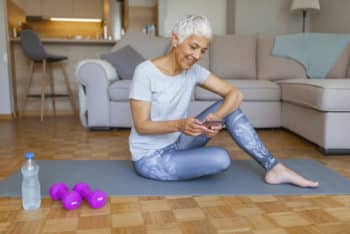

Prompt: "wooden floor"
[1,117,350,234]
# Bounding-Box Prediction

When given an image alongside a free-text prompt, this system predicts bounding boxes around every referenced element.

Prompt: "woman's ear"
[171,32,179,48]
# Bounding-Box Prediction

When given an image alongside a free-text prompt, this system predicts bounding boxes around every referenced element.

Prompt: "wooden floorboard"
[1,116,350,234]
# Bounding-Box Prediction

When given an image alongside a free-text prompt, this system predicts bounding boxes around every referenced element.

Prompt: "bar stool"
[19,29,77,121]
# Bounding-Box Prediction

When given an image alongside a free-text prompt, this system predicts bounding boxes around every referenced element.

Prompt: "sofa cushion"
[278,79,350,111]
[195,80,280,101]
[101,45,145,80]
[257,35,306,81]
[108,80,132,101]
[210,34,256,79]
[111,32,171,59]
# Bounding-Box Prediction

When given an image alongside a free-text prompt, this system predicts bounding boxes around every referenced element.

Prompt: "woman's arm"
[199,73,243,119]
[130,99,206,135]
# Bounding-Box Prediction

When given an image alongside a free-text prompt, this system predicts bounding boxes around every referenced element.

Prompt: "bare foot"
[265,163,319,188]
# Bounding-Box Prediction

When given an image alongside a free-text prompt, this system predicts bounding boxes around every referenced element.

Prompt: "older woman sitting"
[128,14,318,187]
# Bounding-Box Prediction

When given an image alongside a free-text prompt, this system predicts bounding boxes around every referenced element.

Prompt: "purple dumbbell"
[49,182,82,210]
[73,182,107,209]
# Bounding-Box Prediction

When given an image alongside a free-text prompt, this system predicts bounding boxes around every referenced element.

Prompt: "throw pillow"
[101,45,145,80]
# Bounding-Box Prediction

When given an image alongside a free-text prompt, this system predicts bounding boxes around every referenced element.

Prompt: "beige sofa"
[77,32,350,154]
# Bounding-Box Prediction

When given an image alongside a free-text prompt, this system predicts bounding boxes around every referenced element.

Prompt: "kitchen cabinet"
[41,0,73,18]
[16,0,103,19]
[19,0,41,16]
[73,0,103,19]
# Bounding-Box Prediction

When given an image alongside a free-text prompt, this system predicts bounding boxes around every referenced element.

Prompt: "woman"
[128,15,318,187]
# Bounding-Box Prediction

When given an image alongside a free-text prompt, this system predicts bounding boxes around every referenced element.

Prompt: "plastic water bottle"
[21,152,41,210]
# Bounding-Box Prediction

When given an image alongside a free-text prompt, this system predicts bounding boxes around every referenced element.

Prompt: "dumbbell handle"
[58,188,71,198]
[50,182,69,200]
[73,183,90,198]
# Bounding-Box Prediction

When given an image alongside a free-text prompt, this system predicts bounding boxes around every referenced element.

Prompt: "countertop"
[10,38,117,45]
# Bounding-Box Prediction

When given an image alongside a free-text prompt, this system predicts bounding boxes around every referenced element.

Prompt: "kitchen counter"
[10,38,117,45]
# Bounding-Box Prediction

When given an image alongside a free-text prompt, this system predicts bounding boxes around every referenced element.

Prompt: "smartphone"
[202,120,224,127]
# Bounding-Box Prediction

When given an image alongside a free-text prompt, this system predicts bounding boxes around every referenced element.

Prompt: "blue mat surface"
[1,159,350,196]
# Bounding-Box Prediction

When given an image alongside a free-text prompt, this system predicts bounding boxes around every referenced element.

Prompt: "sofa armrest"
[76,59,118,128]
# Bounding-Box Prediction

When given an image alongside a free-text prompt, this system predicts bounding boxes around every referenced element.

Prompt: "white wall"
[235,0,305,34]
[158,0,227,37]
[311,0,350,33]
[0,0,13,115]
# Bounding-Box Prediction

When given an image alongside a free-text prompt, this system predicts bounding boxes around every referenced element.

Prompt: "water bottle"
[21,152,41,210]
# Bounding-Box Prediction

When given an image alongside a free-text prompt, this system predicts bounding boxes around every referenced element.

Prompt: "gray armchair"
[76,60,118,128]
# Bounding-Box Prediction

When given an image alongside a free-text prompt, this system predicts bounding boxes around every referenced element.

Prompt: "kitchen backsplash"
[27,20,103,39]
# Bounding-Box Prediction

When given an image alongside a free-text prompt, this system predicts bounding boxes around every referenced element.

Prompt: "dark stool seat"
[32,55,67,63]
[46,55,68,63]
[19,29,76,121]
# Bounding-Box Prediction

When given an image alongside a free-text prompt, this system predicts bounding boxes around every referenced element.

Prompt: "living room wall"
[158,0,309,36]
[235,0,303,34]
[311,0,350,33]
[158,0,227,37]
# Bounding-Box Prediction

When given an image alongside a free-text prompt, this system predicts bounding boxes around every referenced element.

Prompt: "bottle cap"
[25,152,35,159]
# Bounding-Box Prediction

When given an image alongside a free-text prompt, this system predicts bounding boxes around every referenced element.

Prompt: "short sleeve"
[193,64,210,84]
[129,63,152,101]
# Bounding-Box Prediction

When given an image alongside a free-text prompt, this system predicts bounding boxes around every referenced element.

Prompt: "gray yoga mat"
[1,159,350,196]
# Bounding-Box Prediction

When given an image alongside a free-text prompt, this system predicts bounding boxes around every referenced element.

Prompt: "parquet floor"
[1,117,350,234]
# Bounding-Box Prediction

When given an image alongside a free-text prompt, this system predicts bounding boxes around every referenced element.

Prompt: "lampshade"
[290,0,320,12]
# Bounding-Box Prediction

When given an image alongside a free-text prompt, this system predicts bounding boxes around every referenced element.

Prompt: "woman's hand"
[177,118,207,136]
[202,113,223,138]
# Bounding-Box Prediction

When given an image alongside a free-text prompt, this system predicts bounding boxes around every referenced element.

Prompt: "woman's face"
[173,34,209,70]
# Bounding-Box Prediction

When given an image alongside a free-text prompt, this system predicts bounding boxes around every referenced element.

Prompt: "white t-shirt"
[128,60,210,161]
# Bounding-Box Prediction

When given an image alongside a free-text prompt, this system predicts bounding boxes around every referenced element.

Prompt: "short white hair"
[172,15,212,44]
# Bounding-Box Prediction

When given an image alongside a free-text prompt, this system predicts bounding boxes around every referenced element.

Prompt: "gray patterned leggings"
[133,100,279,181]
